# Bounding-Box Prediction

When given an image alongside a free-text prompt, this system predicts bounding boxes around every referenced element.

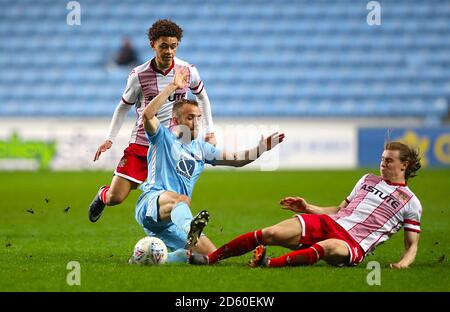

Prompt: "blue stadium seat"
[0,0,449,121]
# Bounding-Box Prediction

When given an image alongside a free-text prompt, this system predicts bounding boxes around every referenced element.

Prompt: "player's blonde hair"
[385,141,421,180]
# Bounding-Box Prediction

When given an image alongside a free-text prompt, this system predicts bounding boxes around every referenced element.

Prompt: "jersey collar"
[383,179,407,186]
[151,58,174,76]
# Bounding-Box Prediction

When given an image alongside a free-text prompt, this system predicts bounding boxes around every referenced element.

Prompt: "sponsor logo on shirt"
[360,184,401,209]
[168,92,187,102]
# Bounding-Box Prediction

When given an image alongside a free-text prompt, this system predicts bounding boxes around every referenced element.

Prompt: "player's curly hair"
[147,19,183,42]
[385,141,421,180]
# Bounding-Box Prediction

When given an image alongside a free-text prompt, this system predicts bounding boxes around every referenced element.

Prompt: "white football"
[130,236,168,265]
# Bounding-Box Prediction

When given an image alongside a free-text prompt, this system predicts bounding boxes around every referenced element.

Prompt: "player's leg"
[191,217,302,265]
[263,238,349,268]
[317,239,350,266]
[256,215,354,268]
[88,176,138,222]
[158,191,192,236]
[131,193,194,265]
[197,217,300,265]
[247,218,304,266]
[192,229,264,265]
[261,217,303,249]
[157,191,208,246]
[88,143,147,222]
[167,248,191,263]
[158,191,192,223]
[192,235,216,254]
[160,224,216,263]
[164,236,216,264]
[105,175,138,205]
[108,143,147,205]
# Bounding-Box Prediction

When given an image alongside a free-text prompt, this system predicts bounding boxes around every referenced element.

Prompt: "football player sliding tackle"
[130,66,285,264]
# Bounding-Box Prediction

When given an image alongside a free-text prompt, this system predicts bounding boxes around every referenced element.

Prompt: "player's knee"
[170,194,190,207]
[320,244,336,257]
[262,227,282,245]
[178,195,191,206]
[163,194,190,212]
[319,240,348,259]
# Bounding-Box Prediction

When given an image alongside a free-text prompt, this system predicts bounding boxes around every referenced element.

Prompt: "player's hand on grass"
[390,262,409,269]
[205,132,217,146]
[94,140,113,161]
[173,66,189,89]
[280,196,309,213]
[258,132,285,154]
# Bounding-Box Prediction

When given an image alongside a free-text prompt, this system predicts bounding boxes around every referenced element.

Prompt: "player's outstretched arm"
[390,230,420,269]
[143,67,189,135]
[214,132,285,167]
[280,197,346,215]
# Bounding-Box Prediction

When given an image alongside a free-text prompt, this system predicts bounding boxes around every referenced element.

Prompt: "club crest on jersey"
[118,157,127,168]
[393,189,411,204]
[176,155,195,179]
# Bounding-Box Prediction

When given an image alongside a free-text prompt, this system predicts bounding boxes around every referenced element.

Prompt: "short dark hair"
[385,141,421,180]
[147,19,183,42]
[172,99,198,118]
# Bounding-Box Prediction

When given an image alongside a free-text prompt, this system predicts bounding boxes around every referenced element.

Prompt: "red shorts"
[114,143,149,184]
[296,214,365,266]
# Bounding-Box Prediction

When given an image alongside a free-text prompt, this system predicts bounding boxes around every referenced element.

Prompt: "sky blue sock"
[167,248,189,263]
[170,201,193,234]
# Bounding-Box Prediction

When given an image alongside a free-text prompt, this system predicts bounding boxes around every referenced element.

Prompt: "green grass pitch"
[0,169,449,292]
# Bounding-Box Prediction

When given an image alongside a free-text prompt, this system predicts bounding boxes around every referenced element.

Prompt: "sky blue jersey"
[139,124,220,198]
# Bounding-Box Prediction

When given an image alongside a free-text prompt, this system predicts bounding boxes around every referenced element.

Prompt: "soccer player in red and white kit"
[88,19,216,222]
[189,142,423,269]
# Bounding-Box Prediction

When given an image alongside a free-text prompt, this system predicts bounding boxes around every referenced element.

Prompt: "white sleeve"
[105,70,140,142]
[105,101,132,142]
[346,174,369,203]
[195,89,214,133]
[403,197,422,233]
[121,70,140,105]
[189,65,214,133]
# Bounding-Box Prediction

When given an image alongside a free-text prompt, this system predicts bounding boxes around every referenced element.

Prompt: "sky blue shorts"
[135,190,188,251]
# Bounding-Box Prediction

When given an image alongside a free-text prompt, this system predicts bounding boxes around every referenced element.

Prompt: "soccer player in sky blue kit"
[130,66,285,263]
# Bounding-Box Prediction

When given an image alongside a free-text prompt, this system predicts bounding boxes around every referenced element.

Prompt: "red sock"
[207,229,263,264]
[267,244,324,267]
[99,186,110,204]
